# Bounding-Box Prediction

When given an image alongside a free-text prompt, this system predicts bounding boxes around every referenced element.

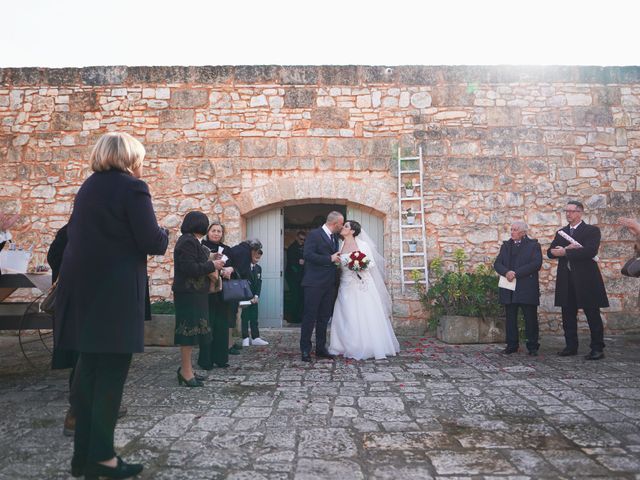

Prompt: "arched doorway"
[246,202,385,328]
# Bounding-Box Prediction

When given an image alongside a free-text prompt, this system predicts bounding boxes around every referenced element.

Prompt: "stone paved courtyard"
[1,329,640,479]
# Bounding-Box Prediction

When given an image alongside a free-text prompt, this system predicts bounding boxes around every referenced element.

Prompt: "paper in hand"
[499,275,516,291]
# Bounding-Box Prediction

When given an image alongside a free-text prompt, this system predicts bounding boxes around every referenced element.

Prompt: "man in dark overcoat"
[299,211,343,362]
[548,200,609,360]
[494,220,543,355]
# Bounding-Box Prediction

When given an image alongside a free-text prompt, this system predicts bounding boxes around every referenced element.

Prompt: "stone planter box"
[144,314,175,346]
[436,315,505,344]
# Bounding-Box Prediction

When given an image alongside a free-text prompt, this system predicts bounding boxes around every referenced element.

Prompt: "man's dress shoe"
[585,351,605,360]
[316,351,336,360]
[301,352,312,362]
[501,347,518,355]
[557,349,577,357]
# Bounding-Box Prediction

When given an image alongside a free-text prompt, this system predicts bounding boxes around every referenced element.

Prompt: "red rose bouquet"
[347,250,370,279]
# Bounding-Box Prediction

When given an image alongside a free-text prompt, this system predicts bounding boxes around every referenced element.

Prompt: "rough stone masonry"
[0,65,638,334]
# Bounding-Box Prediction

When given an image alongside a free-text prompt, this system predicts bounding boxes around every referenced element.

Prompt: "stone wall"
[1,65,639,334]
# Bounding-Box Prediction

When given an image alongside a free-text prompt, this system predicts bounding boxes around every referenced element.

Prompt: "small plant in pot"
[412,248,503,343]
[403,207,416,225]
[404,179,415,197]
[408,239,418,252]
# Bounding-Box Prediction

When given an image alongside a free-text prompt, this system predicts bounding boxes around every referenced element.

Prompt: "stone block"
[436,315,505,344]
[280,66,318,85]
[81,66,127,86]
[241,138,277,157]
[319,66,359,86]
[327,138,363,157]
[235,65,279,84]
[127,66,190,84]
[51,112,83,131]
[430,85,475,107]
[517,143,546,157]
[283,88,315,108]
[169,89,209,108]
[69,91,99,111]
[572,107,614,127]
[311,107,349,129]
[486,107,522,126]
[289,137,325,156]
[159,110,194,129]
[144,314,175,346]
[190,65,233,84]
[203,139,240,157]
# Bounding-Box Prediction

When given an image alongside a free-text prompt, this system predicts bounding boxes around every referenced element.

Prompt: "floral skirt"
[174,292,212,346]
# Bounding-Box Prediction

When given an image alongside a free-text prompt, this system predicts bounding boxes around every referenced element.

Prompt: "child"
[241,249,268,346]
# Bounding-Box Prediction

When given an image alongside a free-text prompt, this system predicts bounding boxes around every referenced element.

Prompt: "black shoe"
[177,368,204,387]
[316,351,336,360]
[229,346,241,355]
[84,456,143,479]
[557,349,578,357]
[585,351,605,360]
[301,352,312,362]
[501,347,518,354]
[528,350,539,356]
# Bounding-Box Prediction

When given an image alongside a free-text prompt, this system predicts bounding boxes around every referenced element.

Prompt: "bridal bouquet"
[346,251,370,279]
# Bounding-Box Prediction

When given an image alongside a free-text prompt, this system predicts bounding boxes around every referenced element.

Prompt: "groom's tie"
[331,233,339,252]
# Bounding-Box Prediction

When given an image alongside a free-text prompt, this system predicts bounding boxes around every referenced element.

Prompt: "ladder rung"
[404,280,427,284]
[399,156,420,161]
[402,253,423,257]
[402,266,426,270]
[402,225,422,228]
[400,169,420,174]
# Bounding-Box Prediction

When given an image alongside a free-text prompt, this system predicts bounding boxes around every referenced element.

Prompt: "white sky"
[1,0,638,68]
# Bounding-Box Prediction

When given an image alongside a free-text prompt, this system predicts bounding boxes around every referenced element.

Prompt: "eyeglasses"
[564,209,581,213]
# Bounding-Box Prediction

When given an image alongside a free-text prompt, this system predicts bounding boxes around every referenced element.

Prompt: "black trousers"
[72,352,131,467]
[504,303,539,352]
[561,273,605,352]
[300,286,334,354]
[198,294,229,368]
[241,304,260,339]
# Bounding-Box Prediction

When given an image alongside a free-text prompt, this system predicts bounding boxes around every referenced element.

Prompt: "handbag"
[41,280,57,314]
[222,272,254,302]
[621,256,640,278]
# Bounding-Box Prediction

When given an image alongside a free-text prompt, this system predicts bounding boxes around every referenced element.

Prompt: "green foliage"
[412,248,500,330]
[150,300,175,314]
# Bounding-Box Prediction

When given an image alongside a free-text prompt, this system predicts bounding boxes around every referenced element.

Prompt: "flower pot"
[408,243,417,253]
[406,215,415,225]
[436,315,505,344]
[405,188,414,197]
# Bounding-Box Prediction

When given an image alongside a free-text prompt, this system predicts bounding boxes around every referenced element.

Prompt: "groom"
[299,211,344,362]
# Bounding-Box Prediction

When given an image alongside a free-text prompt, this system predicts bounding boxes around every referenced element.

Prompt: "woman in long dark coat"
[55,132,168,479]
[173,211,224,386]
[199,221,236,369]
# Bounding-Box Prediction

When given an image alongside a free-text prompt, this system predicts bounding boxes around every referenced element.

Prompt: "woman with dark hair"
[173,211,224,386]
[199,221,236,369]
[55,132,168,479]
[329,220,399,360]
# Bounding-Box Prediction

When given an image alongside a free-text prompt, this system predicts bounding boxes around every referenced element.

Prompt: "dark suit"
[300,226,339,355]
[55,169,168,468]
[548,222,609,352]
[494,236,542,352]
[241,263,262,339]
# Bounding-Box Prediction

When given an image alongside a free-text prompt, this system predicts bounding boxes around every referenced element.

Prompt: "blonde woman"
[55,132,168,479]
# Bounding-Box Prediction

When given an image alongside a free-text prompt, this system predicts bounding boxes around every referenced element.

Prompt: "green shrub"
[150,300,175,314]
[412,248,501,330]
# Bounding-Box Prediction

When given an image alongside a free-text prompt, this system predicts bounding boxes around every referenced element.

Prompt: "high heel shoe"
[177,367,203,387]
[83,456,143,479]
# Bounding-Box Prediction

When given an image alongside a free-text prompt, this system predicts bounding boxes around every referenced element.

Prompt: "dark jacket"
[547,222,609,308]
[494,236,542,305]
[248,263,262,297]
[172,233,216,294]
[301,227,339,288]
[201,239,234,272]
[47,224,68,283]
[230,241,254,280]
[55,170,168,354]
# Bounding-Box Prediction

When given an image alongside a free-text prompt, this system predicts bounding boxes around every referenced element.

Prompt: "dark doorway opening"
[282,203,346,325]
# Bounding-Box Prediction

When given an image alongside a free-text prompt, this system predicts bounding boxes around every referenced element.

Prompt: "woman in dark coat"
[199,221,236,369]
[55,132,168,479]
[172,211,223,386]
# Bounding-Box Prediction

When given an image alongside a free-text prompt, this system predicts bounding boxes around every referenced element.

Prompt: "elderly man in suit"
[299,211,344,362]
[548,200,609,360]
[494,220,543,355]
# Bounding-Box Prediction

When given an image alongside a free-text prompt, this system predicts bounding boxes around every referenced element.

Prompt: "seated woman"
[173,211,225,386]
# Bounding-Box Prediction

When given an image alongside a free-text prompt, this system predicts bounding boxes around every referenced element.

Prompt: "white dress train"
[329,238,400,360]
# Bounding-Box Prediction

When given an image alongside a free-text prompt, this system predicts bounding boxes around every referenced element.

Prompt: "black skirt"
[174,292,212,346]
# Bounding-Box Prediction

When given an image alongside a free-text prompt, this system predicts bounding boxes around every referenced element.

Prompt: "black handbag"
[41,280,57,314]
[621,256,640,278]
[222,273,254,302]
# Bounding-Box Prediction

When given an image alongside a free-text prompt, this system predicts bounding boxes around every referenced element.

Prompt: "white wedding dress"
[329,237,400,360]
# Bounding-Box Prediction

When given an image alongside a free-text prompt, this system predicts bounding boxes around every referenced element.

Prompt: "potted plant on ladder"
[408,239,418,252]
[404,179,415,197]
[403,207,416,225]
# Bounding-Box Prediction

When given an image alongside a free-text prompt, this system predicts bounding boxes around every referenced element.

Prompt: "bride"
[329,220,400,360]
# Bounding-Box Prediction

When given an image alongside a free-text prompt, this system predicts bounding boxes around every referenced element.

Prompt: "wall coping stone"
[2,65,640,87]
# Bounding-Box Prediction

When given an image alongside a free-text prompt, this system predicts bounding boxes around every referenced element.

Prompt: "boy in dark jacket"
[241,249,268,346]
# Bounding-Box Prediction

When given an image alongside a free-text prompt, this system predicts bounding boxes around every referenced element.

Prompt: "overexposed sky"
[2,0,638,68]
